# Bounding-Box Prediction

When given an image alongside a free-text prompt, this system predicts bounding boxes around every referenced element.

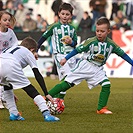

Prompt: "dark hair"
[96,17,110,29]
[59,2,73,14]
[20,37,37,52]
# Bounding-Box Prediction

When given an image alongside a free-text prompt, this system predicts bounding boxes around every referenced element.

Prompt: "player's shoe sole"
[97,107,112,114]
[9,113,25,121]
[44,115,60,122]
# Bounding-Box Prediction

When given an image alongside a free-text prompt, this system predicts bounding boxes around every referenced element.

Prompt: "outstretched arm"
[37,36,47,51]
[60,49,78,66]
[121,53,133,66]
[32,68,53,101]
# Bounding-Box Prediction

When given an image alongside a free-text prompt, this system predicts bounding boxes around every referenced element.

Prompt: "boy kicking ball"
[48,17,133,114]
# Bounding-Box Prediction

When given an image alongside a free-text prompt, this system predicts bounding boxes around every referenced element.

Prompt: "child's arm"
[32,68,48,95]
[37,36,47,51]
[121,53,133,65]
[32,68,53,101]
[60,49,78,66]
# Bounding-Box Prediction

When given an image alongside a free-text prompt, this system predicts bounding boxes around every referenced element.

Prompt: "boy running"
[48,17,133,114]
[0,37,59,122]
[37,3,78,99]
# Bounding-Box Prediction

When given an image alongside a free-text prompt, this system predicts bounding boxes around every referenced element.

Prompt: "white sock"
[60,91,66,94]
[4,90,18,115]
[0,86,4,100]
[34,95,48,112]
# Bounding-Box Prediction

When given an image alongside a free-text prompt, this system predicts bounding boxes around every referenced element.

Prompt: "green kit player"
[38,3,78,99]
[48,17,133,114]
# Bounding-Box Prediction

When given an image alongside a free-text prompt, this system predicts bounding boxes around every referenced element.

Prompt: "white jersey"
[0,46,37,89]
[0,28,18,54]
[3,46,37,69]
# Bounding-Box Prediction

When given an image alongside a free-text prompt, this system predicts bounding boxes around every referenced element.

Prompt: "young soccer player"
[48,17,133,114]
[0,37,59,122]
[37,3,78,99]
[0,11,18,109]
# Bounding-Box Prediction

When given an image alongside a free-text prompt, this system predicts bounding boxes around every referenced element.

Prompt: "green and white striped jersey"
[42,21,77,54]
[76,36,125,66]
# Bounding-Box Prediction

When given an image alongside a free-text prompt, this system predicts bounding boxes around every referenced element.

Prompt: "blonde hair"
[0,11,16,28]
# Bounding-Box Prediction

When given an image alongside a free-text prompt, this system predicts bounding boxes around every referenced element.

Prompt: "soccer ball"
[47,98,65,115]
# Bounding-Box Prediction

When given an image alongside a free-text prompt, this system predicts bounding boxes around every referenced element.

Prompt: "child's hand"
[46,94,54,103]
[61,36,72,45]
[64,36,72,44]
[34,52,38,60]
[60,58,67,66]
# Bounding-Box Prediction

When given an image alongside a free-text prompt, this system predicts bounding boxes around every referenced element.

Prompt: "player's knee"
[101,80,111,92]
[101,79,111,88]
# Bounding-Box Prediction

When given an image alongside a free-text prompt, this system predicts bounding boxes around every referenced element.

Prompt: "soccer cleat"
[97,107,113,114]
[0,100,4,109]
[44,114,60,122]
[9,113,25,121]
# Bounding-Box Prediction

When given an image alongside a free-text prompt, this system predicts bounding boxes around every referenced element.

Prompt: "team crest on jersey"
[3,41,9,48]
[106,48,109,52]
[93,54,105,63]
[57,29,62,34]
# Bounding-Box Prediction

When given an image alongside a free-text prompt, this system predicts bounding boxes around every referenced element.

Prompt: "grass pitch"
[0,78,133,133]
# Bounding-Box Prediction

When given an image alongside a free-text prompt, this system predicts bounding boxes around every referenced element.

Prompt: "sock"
[48,81,71,97]
[54,91,66,99]
[0,86,4,100]
[42,110,50,117]
[4,90,18,115]
[53,78,67,99]
[34,95,48,112]
[97,84,110,110]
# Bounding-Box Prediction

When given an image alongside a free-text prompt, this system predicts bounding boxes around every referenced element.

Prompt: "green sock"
[48,81,71,97]
[97,84,110,110]
[53,77,66,99]
[54,92,66,99]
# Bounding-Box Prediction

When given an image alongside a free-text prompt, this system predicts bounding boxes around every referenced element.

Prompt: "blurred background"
[1,0,133,78]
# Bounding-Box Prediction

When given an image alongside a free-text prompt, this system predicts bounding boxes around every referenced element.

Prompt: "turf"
[0,78,132,133]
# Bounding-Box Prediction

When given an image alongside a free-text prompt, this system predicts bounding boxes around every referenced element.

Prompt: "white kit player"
[0,37,60,122]
[0,11,18,109]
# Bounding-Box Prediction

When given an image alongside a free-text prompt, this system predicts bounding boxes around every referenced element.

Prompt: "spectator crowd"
[0,0,132,35]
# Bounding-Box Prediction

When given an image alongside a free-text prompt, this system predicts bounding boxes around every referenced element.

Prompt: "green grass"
[0,78,133,133]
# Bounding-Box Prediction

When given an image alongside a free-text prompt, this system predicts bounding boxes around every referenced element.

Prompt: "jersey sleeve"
[76,39,90,53]
[42,24,54,38]
[25,52,38,69]
[112,42,125,57]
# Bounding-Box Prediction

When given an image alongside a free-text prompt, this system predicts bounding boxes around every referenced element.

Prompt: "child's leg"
[48,81,74,97]
[97,83,111,110]
[22,84,60,121]
[97,79,112,114]
[0,86,4,109]
[53,77,67,99]
[0,86,4,100]
[4,89,19,115]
